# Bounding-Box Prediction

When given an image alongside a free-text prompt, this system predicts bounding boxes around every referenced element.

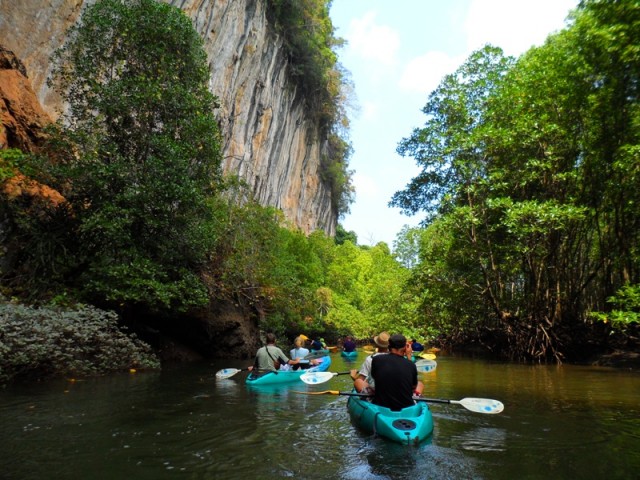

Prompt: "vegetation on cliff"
[31,0,221,312]
[266,0,355,218]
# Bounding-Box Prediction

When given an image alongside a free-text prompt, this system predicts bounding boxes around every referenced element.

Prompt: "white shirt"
[290,347,310,364]
[358,352,387,385]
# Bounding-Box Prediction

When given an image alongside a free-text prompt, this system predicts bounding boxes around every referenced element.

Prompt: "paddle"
[292,390,504,414]
[303,350,330,360]
[300,371,351,384]
[415,358,437,373]
[215,367,250,379]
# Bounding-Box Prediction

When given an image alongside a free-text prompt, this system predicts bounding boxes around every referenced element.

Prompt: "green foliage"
[393,225,421,269]
[0,301,159,385]
[391,45,515,219]
[390,0,640,361]
[0,149,25,182]
[591,284,640,331]
[0,147,80,297]
[324,241,422,339]
[334,223,357,245]
[266,0,341,123]
[2,0,404,358]
[321,132,355,218]
[203,181,424,342]
[36,0,224,311]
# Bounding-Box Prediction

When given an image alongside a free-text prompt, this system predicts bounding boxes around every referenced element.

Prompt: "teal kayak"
[341,350,358,359]
[246,356,331,386]
[347,392,434,445]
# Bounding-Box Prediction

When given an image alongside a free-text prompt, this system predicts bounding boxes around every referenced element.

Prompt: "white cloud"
[464,0,577,56]
[346,11,400,65]
[398,51,463,95]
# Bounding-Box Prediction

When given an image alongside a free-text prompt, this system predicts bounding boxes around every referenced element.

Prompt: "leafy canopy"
[45,0,223,311]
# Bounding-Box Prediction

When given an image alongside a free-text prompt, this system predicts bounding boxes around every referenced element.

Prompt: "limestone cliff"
[0,0,336,236]
[0,46,51,152]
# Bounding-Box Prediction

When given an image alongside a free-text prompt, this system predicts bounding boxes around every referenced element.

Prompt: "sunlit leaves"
[390,0,640,360]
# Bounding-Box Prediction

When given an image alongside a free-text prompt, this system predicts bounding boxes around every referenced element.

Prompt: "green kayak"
[347,392,434,445]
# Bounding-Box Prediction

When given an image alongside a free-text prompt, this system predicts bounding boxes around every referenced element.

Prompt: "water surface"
[1,353,638,479]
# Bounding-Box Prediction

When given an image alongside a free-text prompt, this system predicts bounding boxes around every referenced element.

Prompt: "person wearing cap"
[350,331,390,394]
[309,337,324,351]
[370,334,423,411]
[410,338,424,352]
[248,333,299,372]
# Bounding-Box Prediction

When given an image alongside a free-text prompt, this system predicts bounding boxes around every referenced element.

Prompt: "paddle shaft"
[293,390,503,413]
[419,397,453,405]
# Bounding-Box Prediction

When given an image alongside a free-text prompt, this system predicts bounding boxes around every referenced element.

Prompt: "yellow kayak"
[419,352,436,360]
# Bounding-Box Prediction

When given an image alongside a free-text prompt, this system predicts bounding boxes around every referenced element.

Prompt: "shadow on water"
[0,354,639,479]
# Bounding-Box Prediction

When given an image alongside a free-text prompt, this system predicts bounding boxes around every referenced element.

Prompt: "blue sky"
[329,0,578,248]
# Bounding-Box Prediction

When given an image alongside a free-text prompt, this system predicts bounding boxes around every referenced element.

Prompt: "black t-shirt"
[371,353,417,411]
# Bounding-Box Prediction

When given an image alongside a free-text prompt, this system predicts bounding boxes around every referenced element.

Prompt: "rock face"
[0,1,337,359]
[0,46,51,152]
[0,44,260,360]
[0,0,336,237]
[0,46,64,208]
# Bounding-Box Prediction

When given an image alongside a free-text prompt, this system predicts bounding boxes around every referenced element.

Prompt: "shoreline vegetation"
[1,299,637,387]
[0,301,160,386]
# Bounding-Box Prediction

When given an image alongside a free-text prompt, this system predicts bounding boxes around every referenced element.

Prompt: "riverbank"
[592,350,640,369]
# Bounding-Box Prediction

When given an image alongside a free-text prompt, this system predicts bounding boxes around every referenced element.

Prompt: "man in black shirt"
[371,334,422,411]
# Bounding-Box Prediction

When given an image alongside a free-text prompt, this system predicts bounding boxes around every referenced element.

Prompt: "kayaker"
[290,336,311,370]
[370,334,423,411]
[343,335,356,353]
[248,333,299,372]
[350,331,390,395]
[410,339,425,352]
[309,337,324,351]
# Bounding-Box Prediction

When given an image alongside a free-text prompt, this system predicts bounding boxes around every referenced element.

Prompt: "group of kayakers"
[248,333,326,373]
[248,330,427,412]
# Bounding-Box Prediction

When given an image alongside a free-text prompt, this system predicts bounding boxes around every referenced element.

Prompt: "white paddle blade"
[455,397,504,414]
[415,359,437,373]
[300,371,336,385]
[215,368,241,379]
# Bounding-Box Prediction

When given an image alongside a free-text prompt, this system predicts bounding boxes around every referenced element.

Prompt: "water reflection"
[1,356,639,479]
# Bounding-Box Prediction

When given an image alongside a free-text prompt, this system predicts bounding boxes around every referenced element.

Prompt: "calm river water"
[1,353,639,479]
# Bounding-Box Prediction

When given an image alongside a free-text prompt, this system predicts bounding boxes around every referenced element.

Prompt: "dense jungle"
[1,0,639,386]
